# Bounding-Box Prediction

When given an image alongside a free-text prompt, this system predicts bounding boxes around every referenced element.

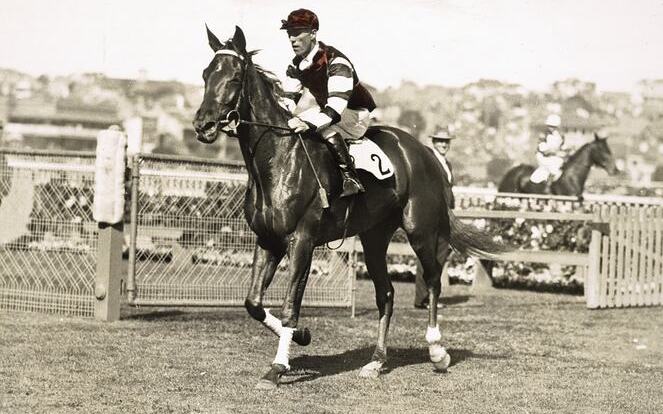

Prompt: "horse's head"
[590,132,619,175]
[193,26,249,144]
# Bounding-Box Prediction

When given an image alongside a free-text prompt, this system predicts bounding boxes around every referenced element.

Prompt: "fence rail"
[0,149,98,317]
[125,153,354,309]
[1,147,661,319]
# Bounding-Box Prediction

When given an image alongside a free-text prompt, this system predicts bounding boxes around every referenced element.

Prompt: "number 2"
[371,154,391,175]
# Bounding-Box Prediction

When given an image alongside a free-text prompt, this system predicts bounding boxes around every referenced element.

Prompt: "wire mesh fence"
[0,149,97,317]
[128,154,354,307]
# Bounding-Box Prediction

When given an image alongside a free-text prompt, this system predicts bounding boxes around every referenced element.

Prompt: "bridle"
[212,49,292,136]
[205,47,353,246]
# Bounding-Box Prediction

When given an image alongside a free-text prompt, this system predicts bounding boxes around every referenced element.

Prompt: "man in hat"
[279,8,377,197]
[414,127,455,309]
[530,114,568,187]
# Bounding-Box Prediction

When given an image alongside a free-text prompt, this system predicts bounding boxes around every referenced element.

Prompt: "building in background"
[1,96,121,151]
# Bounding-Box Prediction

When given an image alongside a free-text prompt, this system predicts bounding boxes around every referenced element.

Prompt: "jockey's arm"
[537,140,554,155]
[280,66,303,113]
[296,56,354,131]
[538,132,564,156]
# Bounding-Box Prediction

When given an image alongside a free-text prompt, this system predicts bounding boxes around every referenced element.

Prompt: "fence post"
[585,212,603,309]
[95,222,125,321]
[93,127,127,321]
[126,155,140,304]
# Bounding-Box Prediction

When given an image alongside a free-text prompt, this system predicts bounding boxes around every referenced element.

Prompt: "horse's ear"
[232,26,247,53]
[206,23,224,52]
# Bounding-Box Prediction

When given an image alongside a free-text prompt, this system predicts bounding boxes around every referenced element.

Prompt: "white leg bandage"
[425,325,442,345]
[429,343,448,364]
[426,325,449,369]
[272,327,294,370]
[262,309,282,336]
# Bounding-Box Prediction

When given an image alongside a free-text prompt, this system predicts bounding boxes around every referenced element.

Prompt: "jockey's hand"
[288,117,309,133]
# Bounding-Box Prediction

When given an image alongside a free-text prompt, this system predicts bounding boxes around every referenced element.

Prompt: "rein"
[214,48,330,210]
[211,47,356,248]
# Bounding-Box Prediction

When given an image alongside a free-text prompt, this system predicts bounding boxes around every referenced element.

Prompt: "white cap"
[545,114,561,128]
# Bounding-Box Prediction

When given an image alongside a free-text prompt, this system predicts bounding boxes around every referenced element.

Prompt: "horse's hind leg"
[357,216,400,378]
[406,224,452,372]
[245,243,311,348]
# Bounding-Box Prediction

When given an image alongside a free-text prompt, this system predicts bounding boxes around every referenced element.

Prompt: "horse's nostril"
[195,121,217,134]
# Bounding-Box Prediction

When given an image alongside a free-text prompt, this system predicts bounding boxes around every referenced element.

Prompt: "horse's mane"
[562,140,596,169]
[243,50,289,117]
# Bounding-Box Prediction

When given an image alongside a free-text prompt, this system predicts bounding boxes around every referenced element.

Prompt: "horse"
[192,26,506,389]
[498,135,619,197]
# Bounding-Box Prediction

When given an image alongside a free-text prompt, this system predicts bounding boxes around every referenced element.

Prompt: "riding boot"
[323,134,365,197]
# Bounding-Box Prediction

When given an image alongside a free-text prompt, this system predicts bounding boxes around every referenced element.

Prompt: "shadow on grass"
[441,295,472,306]
[124,309,188,320]
[123,308,246,321]
[283,346,508,384]
[352,295,473,318]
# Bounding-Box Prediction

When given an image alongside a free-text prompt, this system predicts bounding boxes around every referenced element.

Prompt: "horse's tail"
[447,211,511,260]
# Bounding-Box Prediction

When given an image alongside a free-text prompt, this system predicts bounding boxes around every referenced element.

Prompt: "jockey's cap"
[545,114,561,128]
[430,127,455,141]
[280,9,319,31]
[595,127,609,139]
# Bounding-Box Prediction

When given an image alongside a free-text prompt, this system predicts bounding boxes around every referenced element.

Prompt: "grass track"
[1,281,662,413]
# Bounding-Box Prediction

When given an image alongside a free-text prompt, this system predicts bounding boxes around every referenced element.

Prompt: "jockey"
[280,8,377,197]
[530,114,568,185]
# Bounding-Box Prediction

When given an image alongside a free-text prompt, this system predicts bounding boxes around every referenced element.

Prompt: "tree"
[152,133,184,155]
[397,109,426,140]
[486,158,512,184]
[653,165,663,182]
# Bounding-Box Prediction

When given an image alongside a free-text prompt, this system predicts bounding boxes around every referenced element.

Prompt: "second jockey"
[280,8,377,197]
[530,114,569,186]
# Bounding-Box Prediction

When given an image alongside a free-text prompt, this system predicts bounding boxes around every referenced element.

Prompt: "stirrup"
[340,176,365,198]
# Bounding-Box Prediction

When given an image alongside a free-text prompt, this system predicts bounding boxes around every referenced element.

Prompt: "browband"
[215,49,244,61]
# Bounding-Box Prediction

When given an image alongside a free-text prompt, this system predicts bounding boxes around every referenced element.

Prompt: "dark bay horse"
[193,26,506,388]
[498,135,618,197]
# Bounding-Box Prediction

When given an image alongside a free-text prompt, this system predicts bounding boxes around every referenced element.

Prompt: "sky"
[1,0,662,92]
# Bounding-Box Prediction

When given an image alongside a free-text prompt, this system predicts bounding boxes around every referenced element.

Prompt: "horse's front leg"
[256,231,316,389]
[244,242,311,346]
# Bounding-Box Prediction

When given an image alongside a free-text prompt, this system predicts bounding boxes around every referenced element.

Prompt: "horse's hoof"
[430,345,451,372]
[293,327,311,346]
[255,363,287,390]
[358,361,384,379]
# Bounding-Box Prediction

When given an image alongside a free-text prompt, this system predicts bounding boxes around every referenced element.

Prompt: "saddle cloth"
[348,138,395,180]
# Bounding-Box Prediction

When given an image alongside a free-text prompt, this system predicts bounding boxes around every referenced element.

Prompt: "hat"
[280,9,319,30]
[430,128,455,141]
[595,127,609,140]
[545,114,561,128]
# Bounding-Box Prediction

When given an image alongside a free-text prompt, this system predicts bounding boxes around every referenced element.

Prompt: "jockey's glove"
[288,117,313,134]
